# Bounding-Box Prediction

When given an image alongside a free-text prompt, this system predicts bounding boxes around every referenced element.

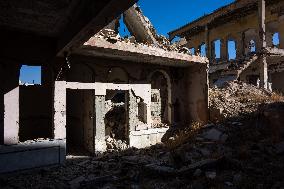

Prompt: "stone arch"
[227,38,237,60]
[199,43,207,57]
[212,39,221,59]
[107,67,129,83]
[148,70,172,126]
[67,62,96,83]
[244,28,258,55]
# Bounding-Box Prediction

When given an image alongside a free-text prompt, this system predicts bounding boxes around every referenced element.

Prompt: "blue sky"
[120,0,235,37]
[20,65,41,84]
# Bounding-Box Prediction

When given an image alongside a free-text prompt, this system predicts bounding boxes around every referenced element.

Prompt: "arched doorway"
[148,70,172,127]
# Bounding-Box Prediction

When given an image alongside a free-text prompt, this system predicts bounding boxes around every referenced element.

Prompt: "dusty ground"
[1,82,284,189]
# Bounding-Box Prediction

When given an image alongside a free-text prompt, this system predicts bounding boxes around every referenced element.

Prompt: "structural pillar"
[94,95,106,153]
[258,0,267,48]
[1,64,20,145]
[266,32,273,47]
[259,55,268,89]
[221,38,228,61]
[258,0,268,89]
[53,81,67,139]
[237,32,245,59]
[279,16,284,49]
[205,25,210,59]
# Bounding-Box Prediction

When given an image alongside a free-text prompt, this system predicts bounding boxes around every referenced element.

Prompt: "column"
[53,81,67,139]
[236,32,245,59]
[266,32,273,47]
[279,16,284,49]
[1,64,20,145]
[221,38,228,61]
[259,55,268,89]
[94,95,106,153]
[205,25,210,58]
[258,0,267,49]
[258,0,268,89]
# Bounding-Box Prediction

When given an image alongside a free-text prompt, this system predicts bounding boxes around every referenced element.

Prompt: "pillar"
[94,95,106,153]
[211,41,216,62]
[259,55,268,89]
[258,0,268,89]
[205,25,210,58]
[237,32,245,59]
[53,81,67,139]
[258,0,267,49]
[221,38,228,61]
[266,32,273,47]
[279,16,284,49]
[1,64,20,145]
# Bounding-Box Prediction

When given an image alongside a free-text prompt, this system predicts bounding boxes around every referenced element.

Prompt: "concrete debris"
[201,128,228,142]
[95,3,192,56]
[105,136,129,151]
[209,81,284,122]
[205,171,217,179]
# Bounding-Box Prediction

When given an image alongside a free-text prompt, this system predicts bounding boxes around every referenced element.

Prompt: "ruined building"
[0,1,208,173]
[169,0,284,93]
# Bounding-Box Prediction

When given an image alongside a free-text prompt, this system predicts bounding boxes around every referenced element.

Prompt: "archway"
[148,70,172,127]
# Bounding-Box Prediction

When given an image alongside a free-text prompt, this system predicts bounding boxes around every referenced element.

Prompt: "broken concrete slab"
[202,128,228,142]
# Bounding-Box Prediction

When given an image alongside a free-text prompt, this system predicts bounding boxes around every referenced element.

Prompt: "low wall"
[129,127,169,149]
[0,139,65,173]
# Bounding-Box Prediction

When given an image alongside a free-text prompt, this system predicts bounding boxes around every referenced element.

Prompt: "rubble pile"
[2,124,284,188]
[209,81,284,122]
[94,28,192,55]
[105,100,128,151]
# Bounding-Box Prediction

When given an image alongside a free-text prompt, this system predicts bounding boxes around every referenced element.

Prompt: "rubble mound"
[209,81,284,121]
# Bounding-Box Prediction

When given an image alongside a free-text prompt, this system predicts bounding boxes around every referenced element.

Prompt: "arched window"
[107,67,129,83]
[189,47,195,55]
[149,70,172,125]
[249,40,256,53]
[200,43,206,57]
[228,40,237,60]
[213,39,221,59]
[273,32,280,47]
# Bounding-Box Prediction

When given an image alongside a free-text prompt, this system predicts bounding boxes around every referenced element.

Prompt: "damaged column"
[123,4,158,45]
[94,87,107,153]
[279,16,284,49]
[236,32,245,59]
[205,25,210,58]
[258,0,268,89]
[53,81,67,139]
[221,38,228,61]
[184,64,209,124]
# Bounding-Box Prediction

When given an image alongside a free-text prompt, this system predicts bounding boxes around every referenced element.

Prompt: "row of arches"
[189,29,281,63]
